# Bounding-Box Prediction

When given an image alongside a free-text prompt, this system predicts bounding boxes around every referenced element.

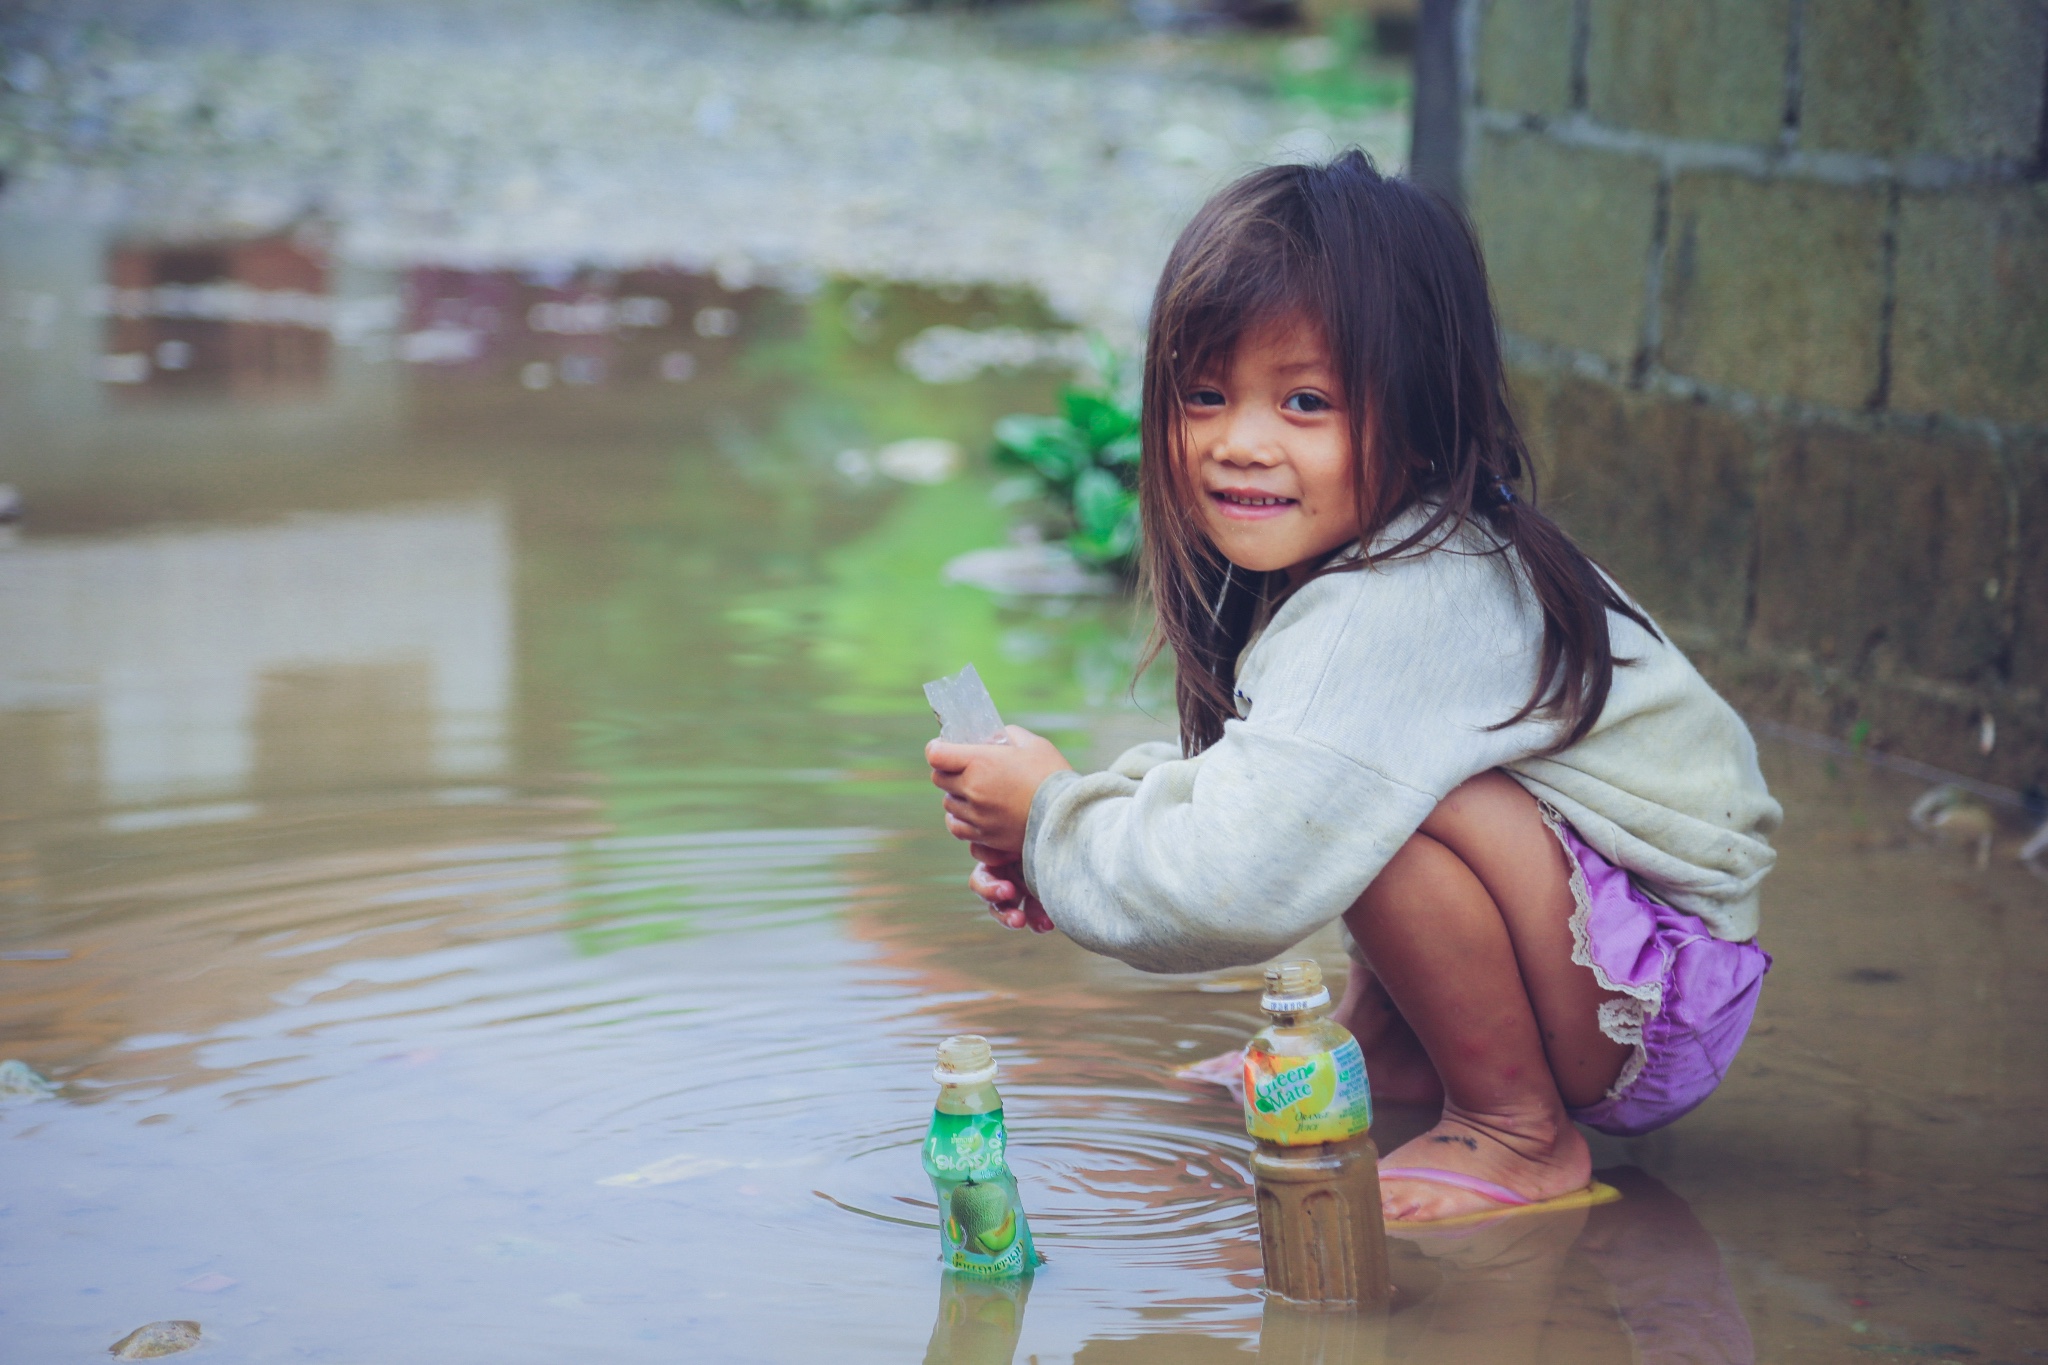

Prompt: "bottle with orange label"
[1243,959,1390,1304]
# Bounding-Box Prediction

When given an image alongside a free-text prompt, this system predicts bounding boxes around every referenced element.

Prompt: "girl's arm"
[1016,551,1558,974]
[1022,727,1444,972]
[932,735,1181,934]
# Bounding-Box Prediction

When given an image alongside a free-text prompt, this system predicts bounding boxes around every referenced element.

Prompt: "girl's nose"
[1211,411,1281,466]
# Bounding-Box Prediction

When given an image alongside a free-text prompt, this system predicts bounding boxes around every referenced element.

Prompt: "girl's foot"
[1173,1035,1442,1107]
[1174,1048,1246,1099]
[1378,1105,1591,1224]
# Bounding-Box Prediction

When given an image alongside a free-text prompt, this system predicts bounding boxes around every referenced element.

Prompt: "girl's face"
[1179,312,1361,581]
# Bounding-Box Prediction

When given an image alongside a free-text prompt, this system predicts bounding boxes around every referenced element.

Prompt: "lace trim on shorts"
[1342,806,1665,1104]
[1538,803,1663,1102]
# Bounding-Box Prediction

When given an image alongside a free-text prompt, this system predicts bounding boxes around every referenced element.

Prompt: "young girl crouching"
[927,151,1778,1227]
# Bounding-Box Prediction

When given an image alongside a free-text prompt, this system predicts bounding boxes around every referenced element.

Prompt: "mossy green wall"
[1450,0,2048,789]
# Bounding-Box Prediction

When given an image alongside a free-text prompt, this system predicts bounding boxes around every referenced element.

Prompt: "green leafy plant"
[991,360,1142,573]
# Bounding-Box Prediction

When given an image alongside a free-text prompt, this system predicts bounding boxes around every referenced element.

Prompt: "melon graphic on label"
[951,1180,1018,1255]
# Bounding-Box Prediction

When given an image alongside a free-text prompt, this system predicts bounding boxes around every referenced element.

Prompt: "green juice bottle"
[922,1035,1039,1280]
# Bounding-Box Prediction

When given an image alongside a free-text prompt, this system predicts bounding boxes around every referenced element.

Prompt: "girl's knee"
[1383,828,1451,875]
[1424,769,1545,850]
[1355,830,1467,911]
[1435,769,1535,819]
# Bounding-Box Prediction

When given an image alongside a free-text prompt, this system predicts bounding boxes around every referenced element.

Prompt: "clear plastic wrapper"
[923,664,1008,744]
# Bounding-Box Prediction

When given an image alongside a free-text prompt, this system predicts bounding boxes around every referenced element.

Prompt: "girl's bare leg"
[1422,772,1636,1110]
[1330,960,1444,1106]
[1345,772,1632,1223]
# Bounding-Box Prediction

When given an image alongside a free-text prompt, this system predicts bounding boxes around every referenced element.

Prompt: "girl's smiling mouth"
[1210,487,1300,519]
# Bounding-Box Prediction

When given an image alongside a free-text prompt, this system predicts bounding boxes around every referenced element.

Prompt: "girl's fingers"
[946,801,1012,850]
[968,862,1017,902]
[968,859,1043,932]
[925,740,973,773]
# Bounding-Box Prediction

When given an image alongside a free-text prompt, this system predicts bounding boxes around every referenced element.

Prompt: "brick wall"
[1436,0,2048,791]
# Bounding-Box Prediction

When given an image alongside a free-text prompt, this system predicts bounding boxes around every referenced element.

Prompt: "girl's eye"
[1186,387,1226,408]
[1283,391,1333,414]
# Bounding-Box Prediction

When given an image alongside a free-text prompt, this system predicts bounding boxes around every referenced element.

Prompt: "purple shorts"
[1549,815,1771,1138]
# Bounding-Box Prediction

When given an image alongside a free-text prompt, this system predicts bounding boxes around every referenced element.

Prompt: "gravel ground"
[0,0,1408,334]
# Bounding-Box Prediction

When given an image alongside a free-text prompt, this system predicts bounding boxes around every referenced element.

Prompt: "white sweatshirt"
[1021,510,1781,975]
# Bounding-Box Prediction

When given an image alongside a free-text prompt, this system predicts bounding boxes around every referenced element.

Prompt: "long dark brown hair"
[1140,149,1658,755]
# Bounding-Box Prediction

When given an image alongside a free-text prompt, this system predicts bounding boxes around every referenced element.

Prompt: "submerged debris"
[177,1273,238,1294]
[1908,785,1996,869]
[598,1153,734,1187]
[109,1321,201,1359]
[2020,820,2048,880]
[0,1060,56,1102]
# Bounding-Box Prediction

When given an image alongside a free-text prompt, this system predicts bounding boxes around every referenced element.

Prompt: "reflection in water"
[2,219,2041,1363]
[924,1273,1033,1365]
[1577,1170,1754,1365]
[566,827,889,953]
[100,234,334,395]
[1258,1297,1387,1365]
[0,810,1275,1359]
[0,501,510,813]
[1173,1166,1756,1365]
[403,264,762,391]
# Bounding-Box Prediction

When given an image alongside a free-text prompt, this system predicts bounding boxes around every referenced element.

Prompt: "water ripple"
[812,1082,1257,1265]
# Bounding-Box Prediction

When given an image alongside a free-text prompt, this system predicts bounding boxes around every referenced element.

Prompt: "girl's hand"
[968,855,1056,934]
[926,726,1072,856]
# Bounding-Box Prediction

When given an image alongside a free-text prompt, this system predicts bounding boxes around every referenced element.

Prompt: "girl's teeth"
[1223,493,1287,505]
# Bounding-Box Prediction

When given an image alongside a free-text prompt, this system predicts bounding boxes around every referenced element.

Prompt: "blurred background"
[0,3,2043,1363]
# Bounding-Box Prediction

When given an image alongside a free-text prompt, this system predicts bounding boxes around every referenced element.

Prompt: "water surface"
[2,248,2045,1365]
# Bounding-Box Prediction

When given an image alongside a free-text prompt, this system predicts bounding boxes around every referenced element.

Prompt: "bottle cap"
[933,1034,998,1087]
[1260,959,1330,1014]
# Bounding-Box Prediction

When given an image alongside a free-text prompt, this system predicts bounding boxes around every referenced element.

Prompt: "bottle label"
[923,1109,1037,1279]
[924,1110,1009,1180]
[1243,1037,1372,1145]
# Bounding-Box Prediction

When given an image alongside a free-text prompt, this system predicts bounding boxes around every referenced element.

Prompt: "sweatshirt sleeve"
[1106,739,1183,780]
[1021,547,1559,974]
[1022,732,1439,972]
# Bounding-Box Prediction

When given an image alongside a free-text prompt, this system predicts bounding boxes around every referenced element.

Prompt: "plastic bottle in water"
[1243,959,1390,1304]
[923,1035,1039,1280]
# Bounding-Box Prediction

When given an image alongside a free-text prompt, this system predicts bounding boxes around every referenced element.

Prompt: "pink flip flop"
[1174,1048,1247,1100]
[1379,1166,1621,1231]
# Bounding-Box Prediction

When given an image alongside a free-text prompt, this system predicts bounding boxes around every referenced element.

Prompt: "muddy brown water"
[2,259,2045,1365]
